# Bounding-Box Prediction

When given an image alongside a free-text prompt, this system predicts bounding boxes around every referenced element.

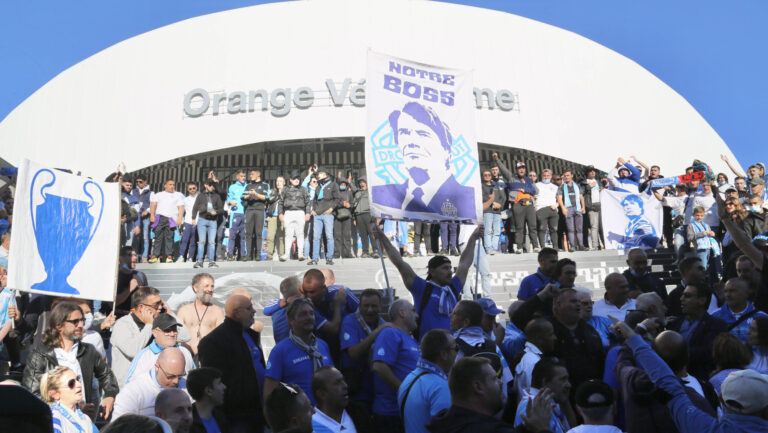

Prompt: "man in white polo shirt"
[112,347,188,419]
[592,273,636,321]
[535,169,560,250]
[149,179,184,263]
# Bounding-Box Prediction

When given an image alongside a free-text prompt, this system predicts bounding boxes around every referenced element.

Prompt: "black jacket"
[511,295,605,388]
[622,269,668,300]
[427,405,547,433]
[279,185,310,214]
[335,186,354,220]
[22,341,119,402]
[352,188,371,215]
[667,313,728,380]
[482,181,506,215]
[198,318,265,420]
[191,191,224,221]
[266,188,281,217]
[313,179,340,215]
[190,404,229,433]
[744,211,766,240]
[243,180,271,212]
[614,344,717,433]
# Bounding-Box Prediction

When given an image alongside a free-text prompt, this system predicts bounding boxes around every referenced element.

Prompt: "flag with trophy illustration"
[365,50,482,223]
[7,159,121,301]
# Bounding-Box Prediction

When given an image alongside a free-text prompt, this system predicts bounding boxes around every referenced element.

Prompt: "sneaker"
[208,261,218,268]
[515,249,523,254]
[533,247,542,253]
[166,256,174,263]
[141,257,148,263]
[193,261,203,269]
[488,250,496,256]
[439,249,449,255]
[326,259,334,265]
[238,256,248,262]
[307,260,318,265]
[226,256,236,262]
[279,256,288,262]
[450,248,460,256]
[371,253,380,259]
[148,256,159,263]
[361,253,370,258]
[298,256,306,261]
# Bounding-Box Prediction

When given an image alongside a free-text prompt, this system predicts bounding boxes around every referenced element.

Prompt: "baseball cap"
[720,369,768,414]
[477,298,504,315]
[289,169,301,179]
[575,380,614,408]
[516,162,526,168]
[724,184,737,193]
[152,313,181,331]
[750,178,765,186]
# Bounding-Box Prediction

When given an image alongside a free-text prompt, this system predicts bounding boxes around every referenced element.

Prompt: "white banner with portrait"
[7,159,121,301]
[601,189,663,252]
[365,50,482,223]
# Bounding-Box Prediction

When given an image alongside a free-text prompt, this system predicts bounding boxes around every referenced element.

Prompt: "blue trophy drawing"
[30,169,104,294]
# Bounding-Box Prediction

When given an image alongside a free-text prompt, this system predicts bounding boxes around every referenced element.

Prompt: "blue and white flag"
[8,159,121,301]
[365,51,482,223]
[601,189,662,252]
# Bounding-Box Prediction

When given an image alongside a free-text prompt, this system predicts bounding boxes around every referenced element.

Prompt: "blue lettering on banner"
[382,74,455,107]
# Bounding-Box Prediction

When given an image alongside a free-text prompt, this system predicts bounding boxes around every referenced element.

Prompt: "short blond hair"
[40,366,73,404]
[693,206,706,215]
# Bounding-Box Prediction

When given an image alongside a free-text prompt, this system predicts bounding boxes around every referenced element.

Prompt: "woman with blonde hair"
[40,366,98,433]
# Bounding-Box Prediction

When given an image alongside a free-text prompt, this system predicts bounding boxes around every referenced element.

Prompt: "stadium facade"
[0,0,741,187]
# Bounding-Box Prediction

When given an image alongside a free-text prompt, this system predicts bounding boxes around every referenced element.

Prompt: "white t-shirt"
[593,298,637,322]
[150,191,183,219]
[535,182,559,210]
[694,194,719,227]
[183,194,198,224]
[662,196,686,219]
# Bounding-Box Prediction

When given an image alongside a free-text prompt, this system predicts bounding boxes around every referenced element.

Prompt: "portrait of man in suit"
[371,101,476,219]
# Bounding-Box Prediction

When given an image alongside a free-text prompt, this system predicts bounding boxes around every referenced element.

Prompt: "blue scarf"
[416,358,448,381]
[427,280,458,316]
[562,182,581,211]
[51,402,96,433]
[691,220,721,256]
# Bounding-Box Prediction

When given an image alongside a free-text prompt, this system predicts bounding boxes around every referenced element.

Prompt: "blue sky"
[1,0,765,171]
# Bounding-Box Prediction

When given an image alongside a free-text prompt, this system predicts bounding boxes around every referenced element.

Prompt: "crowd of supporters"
[0,153,768,433]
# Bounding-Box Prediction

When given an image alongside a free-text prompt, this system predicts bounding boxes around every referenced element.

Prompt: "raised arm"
[455,226,481,287]
[491,152,514,181]
[630,156,650,178]
[372,223,416,288]
[720,154,745,178]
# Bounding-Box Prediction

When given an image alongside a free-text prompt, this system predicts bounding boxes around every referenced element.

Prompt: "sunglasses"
[64,318,85,326]
[158,364,186,381]
[64,376,81,390]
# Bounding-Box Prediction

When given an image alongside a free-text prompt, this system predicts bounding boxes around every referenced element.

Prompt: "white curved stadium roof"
[0,0,741,177]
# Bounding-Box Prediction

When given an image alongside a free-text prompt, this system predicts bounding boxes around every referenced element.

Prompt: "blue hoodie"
[227,181,247,215]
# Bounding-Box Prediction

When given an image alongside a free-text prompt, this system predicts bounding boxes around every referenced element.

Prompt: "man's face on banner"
[398,112,450,179]
[622,198,642,217]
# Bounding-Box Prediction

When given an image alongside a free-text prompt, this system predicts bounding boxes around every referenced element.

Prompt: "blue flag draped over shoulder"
[365,50,482,223]
[601,189,662,251]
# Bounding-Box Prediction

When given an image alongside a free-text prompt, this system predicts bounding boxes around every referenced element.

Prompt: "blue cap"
[477,298,503,315]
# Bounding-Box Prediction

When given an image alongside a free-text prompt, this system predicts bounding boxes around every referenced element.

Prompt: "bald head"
[507,301,524,318]
[230,288,252,300]
[524,318,554,353]
[604,273,630,306]
[155,388,190,414]
[636,292,666,320]
[158,346,185,367]
[627,248,647,261]
[320,269,335,286]
[225,294,252,317]
[653,331,688,374]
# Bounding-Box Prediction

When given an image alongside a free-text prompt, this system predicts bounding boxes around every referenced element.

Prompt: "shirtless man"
[177,273,224,354]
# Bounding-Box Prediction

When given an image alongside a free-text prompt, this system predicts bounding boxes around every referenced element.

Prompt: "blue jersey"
[340,313,384,405]
[227,181,247,214]
[372,327,420,416]
[409,276,462,340]
[397,366,451,433]
[517,269,552,300]
[265,336,333,406]
[264,298,328,343]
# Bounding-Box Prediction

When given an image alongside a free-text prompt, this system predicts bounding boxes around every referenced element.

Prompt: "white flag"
[8,159,121,301]
[365,51,482,223]
[601,189,662,251]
